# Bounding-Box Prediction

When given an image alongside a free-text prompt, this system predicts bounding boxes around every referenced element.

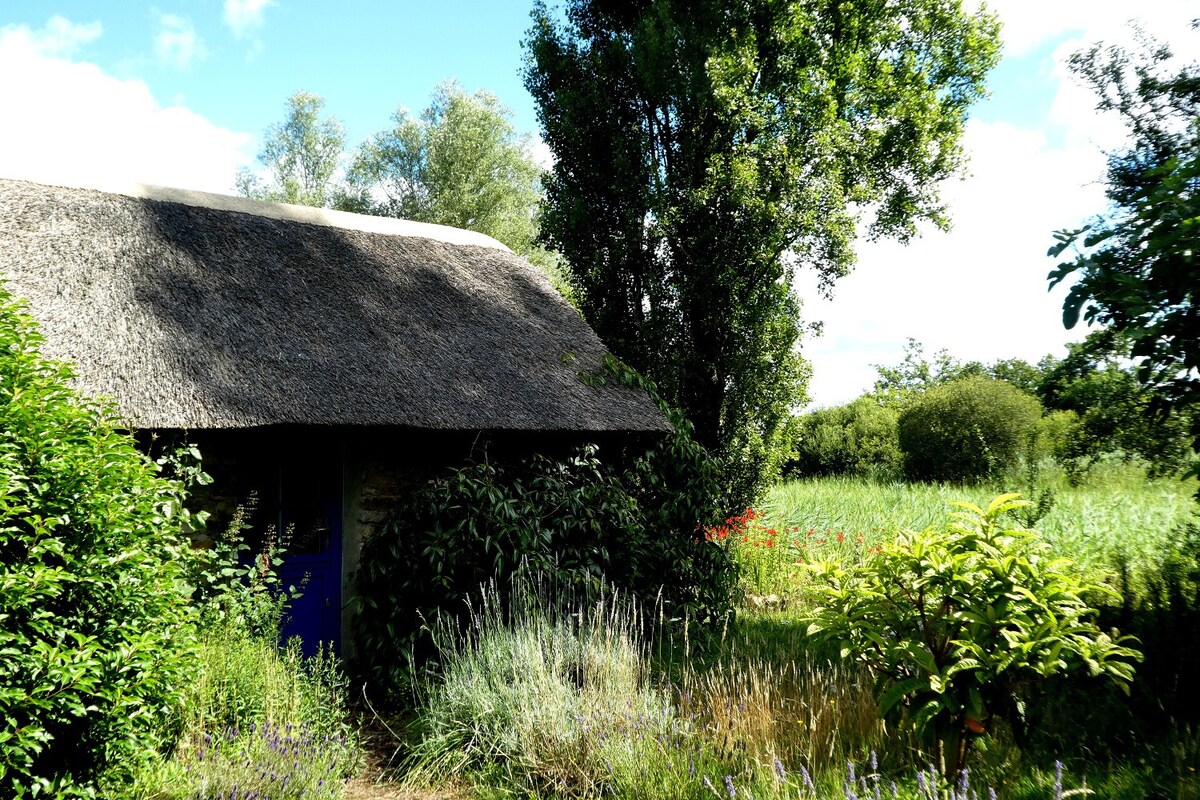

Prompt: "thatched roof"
[0,178,667,432]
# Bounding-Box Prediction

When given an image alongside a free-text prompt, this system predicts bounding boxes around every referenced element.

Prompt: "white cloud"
[990,0,1196,57]
[223,0,273,39]
[798,5,1199,408]
[0,17,252,195]
[154,14,206,69]
[797,117,1106,407]
[5,14,101,57]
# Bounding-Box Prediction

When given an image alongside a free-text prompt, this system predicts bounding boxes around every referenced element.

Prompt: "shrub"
[355,357,736,699]
[354,444,736,698]
[897,376,1042,482]
[1032,409,1078,463]
[788,398,900,479]
[0,288,199,796]
[127,505,360,799]
[803,494,1140,779]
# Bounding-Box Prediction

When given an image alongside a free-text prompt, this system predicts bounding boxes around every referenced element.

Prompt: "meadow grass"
[742,462,1197,600]
[399,573,1113,800]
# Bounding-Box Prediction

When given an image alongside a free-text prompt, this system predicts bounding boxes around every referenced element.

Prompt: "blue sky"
[0,1,543,151]
[0,1,1196,406]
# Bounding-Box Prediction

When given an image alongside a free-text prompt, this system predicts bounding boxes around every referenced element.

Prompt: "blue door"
[274,457,342,658]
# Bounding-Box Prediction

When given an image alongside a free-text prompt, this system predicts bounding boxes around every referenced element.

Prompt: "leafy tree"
[1048,25,1200,452]
[348,81,575,301]
[1038,330,1194,476]
[805,495,1140,779]
[0,287,199,795]
[349,81,541,251]
[988,357,1043,397]
[525,1,1001,507]
[787,398,901,480]
[897,376,1042,482]
[236,91,348,207]
[872,338,987,407]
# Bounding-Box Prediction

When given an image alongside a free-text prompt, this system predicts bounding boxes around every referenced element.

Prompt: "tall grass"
[405,574,978,799]
[746,462,1197,599]
[123,509,361,799]
[126,626,360,799]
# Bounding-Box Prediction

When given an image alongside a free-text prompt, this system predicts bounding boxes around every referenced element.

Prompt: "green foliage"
[873,339,983,407]
[1048,27,1200,451]
[0,287,199,796]
[1032,410,1078,464]
[236,91,348,207]
[897,376,1042,482]
[128,502,359,799]
[803,494,1141,778]
[185,498,296,640]
[871,339,1040,409]
[243,83,577,303]
[356,359,734,698]
[1038,330,1194,477]
[406,576,886,800]
[348,80,576,303]
[349,81,541,251]
[525,0,1001,510]
[126,632,358,800]
[788,398,901,480]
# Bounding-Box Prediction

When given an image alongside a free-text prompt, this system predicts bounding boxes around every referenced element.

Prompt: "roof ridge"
[2,177,511,252]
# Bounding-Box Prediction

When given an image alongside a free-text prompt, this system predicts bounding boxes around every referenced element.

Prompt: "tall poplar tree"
[525,0,1000,506]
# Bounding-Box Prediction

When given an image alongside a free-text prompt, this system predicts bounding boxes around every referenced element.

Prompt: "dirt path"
[342,721,471,800]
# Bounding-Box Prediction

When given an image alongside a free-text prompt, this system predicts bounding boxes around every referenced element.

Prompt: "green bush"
[897,376,1042,482]
[803,495,1140,778]
[354,444,736,699]
[1032,409,1078,463]
[355,358,736,699]
[788,398,901,479]
[0,288,199,796]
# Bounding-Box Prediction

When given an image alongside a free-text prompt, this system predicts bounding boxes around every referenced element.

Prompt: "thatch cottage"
[0,178,666,654]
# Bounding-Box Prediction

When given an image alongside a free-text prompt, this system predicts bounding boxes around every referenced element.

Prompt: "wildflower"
[837,532,845,543]
[724,775,737,798]
[800,765,816,793]
[774,757,786,782]
[1054,761,1063,800]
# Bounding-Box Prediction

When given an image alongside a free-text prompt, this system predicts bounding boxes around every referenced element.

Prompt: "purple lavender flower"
[774,757,786,782]
[801,765,816,794]
[1054,761,1064,800]
[724,774,736,798]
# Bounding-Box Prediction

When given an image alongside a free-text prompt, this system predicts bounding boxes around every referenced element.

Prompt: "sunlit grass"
[736,462,1197,599]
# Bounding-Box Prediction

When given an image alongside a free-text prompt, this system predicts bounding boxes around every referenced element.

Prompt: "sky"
[0,1,1195,407]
